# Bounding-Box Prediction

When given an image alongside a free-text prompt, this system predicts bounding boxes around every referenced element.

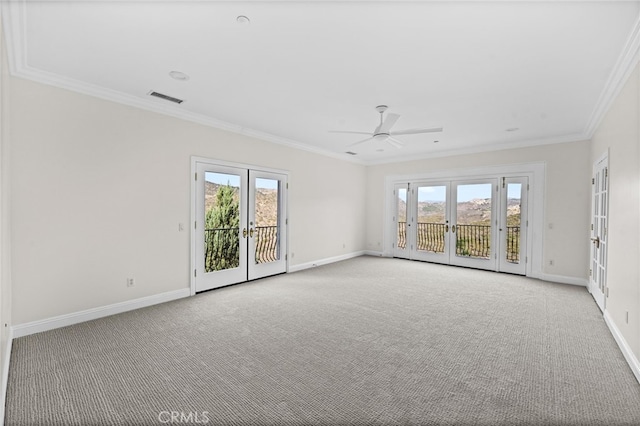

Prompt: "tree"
[205,184,240,272]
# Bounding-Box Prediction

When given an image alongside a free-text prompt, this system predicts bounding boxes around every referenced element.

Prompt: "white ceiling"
[3,1,640,164]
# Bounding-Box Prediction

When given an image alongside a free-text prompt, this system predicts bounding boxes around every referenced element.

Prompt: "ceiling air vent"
[345,151,358,155]
[148,91,184,104]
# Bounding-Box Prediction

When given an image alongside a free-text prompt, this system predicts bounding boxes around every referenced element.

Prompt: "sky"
[205,172,279,190]
[399,182,522,203]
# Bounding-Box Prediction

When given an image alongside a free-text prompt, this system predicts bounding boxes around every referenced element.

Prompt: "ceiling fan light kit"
[330,105,443,151]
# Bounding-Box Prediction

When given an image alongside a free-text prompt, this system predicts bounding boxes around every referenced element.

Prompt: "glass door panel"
[394,184,410,259]
[248,171,287,280]
[195,163,248,292]
[498,177,528,275]
[450,180,497,270]
[412,183,450,264]
[204,172,241,272]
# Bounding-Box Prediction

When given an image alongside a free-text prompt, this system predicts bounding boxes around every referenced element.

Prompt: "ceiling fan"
[330,105,443,149]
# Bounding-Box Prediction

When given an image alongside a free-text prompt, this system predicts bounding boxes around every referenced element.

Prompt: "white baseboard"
[604,310,640,384]
[0,327,13,426]
[535,273,588,287]
[12,288,191,338]
[363,250,384,257]
[289,251,366,273]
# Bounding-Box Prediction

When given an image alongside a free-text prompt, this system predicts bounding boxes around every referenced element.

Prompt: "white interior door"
[195,162,248,292]
[449,180,498,271]
[248,170,287,280]
[194,161,288,292]
[590,155,608,311]
[498,177,528,275]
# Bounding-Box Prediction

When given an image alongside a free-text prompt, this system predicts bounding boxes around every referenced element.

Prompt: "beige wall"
[8,77,366,325]
[365,141,592,280]
[591,64,640,358]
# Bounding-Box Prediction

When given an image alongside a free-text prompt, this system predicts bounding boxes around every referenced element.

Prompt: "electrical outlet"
[549,260,554,266]
[127,278,135,287]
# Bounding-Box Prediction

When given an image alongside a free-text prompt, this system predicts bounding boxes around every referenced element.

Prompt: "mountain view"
[397,198,521,225]
[205,182,279,227]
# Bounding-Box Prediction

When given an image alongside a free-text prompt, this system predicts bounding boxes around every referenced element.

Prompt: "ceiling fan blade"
[376,113,400,134]
[329,130,372,136]
[348,137,375,147]
[386,137,404,149]
[390,127,443,136]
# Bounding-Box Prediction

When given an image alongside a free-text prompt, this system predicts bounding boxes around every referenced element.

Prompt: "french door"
[589,154,608,311]
[194,161,287,292]
[393,177,528,274]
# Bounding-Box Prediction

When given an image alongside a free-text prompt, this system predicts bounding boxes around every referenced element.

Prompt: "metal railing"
[204,227,240,272]
[204,226,279,270]
[505,226,520,263]
[417,222,446,253]
[397,222,520,262]
[255,226,279,263]
[455,224,491,259]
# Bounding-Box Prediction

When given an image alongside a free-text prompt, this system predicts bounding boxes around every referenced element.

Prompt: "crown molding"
[584,9,640,138]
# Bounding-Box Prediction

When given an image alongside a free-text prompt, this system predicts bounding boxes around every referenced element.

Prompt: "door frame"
[190,156,289,296]
[383,162,545,278]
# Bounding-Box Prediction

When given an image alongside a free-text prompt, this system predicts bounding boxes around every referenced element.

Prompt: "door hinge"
[286,218,288,225]
[592,177,595,185]
[195,172,197,181]
[526,220,529,227]
[606,287,609,297]
[591,223,594,231]
[285,254,288,260]
[525,256,528,264]
[286,182,289,189]
[194,269,197,277]
[527,184,529,190]
[502,177,505,188]
[589,269,592,276]
[605,168,608,178]
[495,253,497,259]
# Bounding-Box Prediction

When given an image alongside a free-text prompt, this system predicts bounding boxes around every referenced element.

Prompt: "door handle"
[591,236,600,248]
[249,228,254,238]
[445,224,449,232]
[451,225,456,233]
[242,228,248,238]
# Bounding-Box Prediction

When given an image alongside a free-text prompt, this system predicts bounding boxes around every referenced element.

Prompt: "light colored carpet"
[5,256,640,425]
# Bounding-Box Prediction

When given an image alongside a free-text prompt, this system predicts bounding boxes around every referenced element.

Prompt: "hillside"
[398,198,521,225]
[205,182,278,227]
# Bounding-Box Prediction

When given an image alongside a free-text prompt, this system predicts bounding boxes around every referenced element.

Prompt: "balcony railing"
[204,227,239,272]
[204,226,279,272]
[255,226,279,263]
[397,222,520,262]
